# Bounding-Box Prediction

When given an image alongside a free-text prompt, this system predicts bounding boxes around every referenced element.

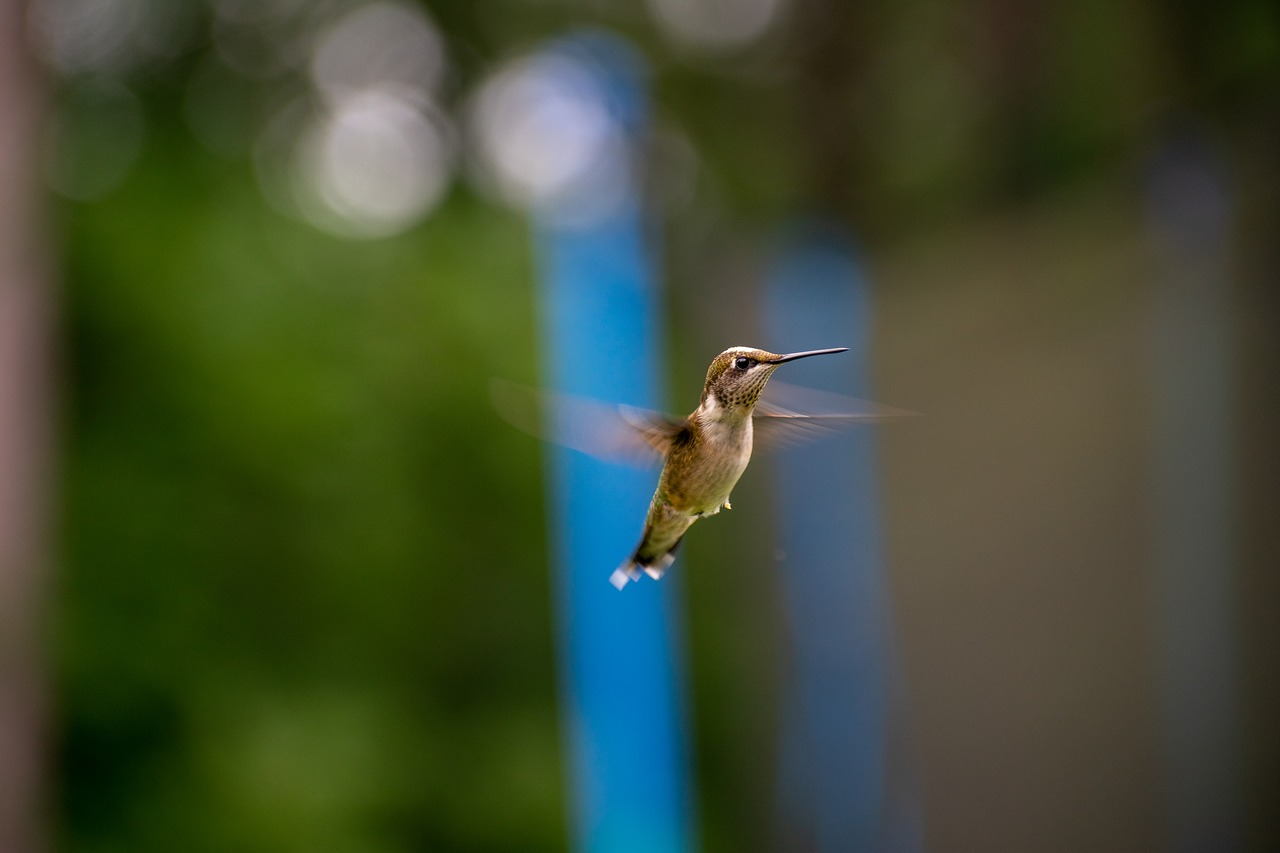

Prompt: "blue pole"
[764,221,919,852]
[531,34,693,853]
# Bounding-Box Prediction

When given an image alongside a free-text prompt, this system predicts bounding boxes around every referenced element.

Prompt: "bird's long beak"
[768,347,849,364]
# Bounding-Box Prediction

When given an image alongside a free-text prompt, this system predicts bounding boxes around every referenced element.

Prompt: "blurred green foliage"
[57,130,561,850]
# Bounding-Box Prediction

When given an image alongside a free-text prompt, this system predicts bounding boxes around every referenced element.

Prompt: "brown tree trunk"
[0,1,54,850]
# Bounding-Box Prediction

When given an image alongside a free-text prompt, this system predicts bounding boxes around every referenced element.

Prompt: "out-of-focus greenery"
[58,127,559,850]
[42,0,1278,851]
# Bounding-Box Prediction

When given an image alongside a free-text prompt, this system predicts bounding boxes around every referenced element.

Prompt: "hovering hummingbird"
[493,345,905,589]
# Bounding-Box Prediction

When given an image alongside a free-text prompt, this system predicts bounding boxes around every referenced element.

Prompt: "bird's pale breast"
[657,414,752,516]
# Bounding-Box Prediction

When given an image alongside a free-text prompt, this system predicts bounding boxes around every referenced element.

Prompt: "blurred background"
[1,0,1277,850]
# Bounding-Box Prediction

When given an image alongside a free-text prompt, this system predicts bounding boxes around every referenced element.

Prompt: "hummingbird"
[608,346,848,589]
[493,345,905,589]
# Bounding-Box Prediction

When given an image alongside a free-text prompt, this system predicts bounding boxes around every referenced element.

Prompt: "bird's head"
[700,346,847,412]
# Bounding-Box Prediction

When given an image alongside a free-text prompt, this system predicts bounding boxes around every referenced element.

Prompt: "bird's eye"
[734,356,752,370]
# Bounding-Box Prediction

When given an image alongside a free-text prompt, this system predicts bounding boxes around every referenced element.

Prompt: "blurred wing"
[490,379,686,466]
[753,380,916,449]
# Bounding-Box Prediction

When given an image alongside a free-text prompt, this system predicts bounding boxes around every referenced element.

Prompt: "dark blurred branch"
[976,0,1049,197]
[788,0,872,221]
[0,1,54,850]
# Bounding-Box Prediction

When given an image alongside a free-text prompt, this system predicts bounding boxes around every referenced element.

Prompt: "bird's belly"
[695,456,748,510]
[661,444,750,516]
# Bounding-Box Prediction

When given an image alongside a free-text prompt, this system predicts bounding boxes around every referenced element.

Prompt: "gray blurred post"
[0,1,54,851]
[1146,129,1244,852]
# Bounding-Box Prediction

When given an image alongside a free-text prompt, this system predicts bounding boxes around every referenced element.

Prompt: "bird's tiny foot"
[723,498,732,510]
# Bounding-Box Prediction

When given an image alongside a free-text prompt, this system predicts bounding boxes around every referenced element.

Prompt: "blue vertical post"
[531,34,693,853]
[1145,129,1243,853]
[765,222,918,852]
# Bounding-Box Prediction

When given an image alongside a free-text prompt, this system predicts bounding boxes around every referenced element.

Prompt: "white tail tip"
[609,564,642,590]
[610,556,674,589]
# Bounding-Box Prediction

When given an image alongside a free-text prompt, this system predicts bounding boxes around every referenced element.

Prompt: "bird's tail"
[608,550,677,590]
